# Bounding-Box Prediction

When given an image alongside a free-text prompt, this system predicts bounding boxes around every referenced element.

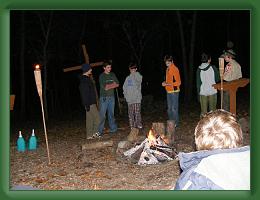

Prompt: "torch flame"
[35,64,40,70]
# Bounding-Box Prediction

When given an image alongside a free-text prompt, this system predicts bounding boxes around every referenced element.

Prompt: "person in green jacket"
[97,61,119,136]
[196,53,220,116]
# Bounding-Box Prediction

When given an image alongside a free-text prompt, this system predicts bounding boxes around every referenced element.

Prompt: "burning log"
[82,140,113,150]
[124,129,177,165]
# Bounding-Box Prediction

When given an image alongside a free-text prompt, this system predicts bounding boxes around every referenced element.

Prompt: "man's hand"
[162,81,167,87]
[162,81,171,87]
[105,82,119,90]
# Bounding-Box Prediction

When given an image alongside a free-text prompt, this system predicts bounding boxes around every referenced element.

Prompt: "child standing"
[123,63,143,129]
[79,64,100,139]
[97,61,119,136]
[162,55,181,127]
[196,53,220,116]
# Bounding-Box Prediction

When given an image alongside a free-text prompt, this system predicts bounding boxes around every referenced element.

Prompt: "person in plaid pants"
[123,63,143,129]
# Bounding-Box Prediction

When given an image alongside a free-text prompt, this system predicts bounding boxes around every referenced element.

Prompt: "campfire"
[124,129,177,165]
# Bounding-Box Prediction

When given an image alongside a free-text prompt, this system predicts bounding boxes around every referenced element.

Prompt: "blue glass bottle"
[17,131,26,152]
[28,129,37,150]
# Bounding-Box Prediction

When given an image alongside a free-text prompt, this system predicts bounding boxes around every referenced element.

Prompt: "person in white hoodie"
[123,63,143,129]
[196,53,220,116]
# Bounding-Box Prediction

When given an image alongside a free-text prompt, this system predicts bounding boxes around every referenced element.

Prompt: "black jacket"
[79,75,97,108]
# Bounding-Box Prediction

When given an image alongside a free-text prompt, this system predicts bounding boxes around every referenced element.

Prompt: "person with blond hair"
[174,109,250,190]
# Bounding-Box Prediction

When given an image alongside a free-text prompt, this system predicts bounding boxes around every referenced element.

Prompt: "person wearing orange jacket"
[162,55,181,127]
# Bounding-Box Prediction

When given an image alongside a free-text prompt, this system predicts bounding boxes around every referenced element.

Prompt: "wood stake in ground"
[166,120,176,143]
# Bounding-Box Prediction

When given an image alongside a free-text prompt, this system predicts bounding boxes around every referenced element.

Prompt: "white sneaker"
[92,132,102,138]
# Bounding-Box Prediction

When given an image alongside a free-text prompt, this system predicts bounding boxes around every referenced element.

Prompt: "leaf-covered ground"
[10,95,250,190]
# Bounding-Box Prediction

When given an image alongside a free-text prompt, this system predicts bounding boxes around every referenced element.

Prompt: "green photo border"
[0,0,259,199]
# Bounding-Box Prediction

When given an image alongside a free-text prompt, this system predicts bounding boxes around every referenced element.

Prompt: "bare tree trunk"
[187,11,197,101]
[177,11,197,102]
[176,11,188,102]
[38,12,53,121]
[168,29,172,53]
[19,11,26,120]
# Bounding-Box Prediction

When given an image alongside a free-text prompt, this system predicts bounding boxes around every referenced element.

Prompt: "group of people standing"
[79,61,143,139]
[196,48,242,116]
[79,56,182,140]
[78,49,249,190]
[79,46,242,140]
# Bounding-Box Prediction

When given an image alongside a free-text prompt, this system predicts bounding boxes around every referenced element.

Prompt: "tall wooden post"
[218,57,224,109]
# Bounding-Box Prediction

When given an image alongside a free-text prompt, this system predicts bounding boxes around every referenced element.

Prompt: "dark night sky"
[10,10,250,120]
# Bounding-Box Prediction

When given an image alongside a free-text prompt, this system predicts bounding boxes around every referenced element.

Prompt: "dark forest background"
[10,10,250,122]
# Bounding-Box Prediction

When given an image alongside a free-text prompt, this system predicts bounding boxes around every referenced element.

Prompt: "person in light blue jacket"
[174,109,250,190]
[123,63,143,129]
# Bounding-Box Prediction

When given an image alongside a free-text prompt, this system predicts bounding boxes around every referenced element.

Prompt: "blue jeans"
[167,92,179,126]
[98,96,117,134]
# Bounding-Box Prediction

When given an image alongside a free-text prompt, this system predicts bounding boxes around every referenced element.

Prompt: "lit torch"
[218,57,224,109]
[34,64,51,164]
[34,64,42,96]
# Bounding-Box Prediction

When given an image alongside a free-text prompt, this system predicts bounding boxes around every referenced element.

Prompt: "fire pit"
[123,129,178,165]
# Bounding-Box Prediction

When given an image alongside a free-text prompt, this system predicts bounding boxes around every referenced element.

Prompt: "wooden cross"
[63,44,103,108]
[63,44,122,114]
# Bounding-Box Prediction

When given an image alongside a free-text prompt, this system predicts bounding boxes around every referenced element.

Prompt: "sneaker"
[92,132,102,138]
[87,136,94,140]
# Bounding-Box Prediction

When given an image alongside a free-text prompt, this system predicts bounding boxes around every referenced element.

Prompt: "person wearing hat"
[97,61,119,136]
[221,49,242,111]
[123,63,143,130]
[79,63,100,139]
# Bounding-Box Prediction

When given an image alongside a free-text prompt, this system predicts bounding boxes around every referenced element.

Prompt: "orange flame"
[147,129,156,146]
[147,129,170,145]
